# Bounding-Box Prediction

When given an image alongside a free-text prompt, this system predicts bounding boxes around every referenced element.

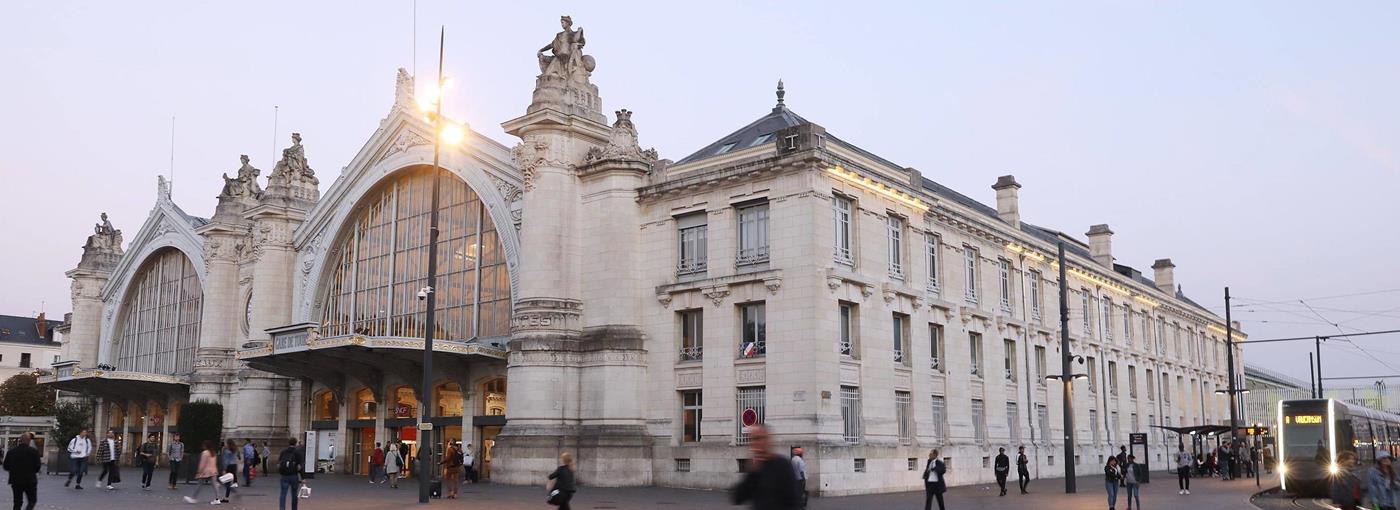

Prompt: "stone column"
[189,225,246,405]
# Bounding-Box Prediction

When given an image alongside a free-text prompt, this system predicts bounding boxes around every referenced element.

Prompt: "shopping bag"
[298,483,311,499]
[217,473,235,484]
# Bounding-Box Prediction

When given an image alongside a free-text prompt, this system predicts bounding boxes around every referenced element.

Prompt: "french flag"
[741,342,756,358]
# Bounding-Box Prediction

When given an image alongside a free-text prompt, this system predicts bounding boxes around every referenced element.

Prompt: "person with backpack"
[383,441,403,489]
[439,442,462,499]
[369,442,385,484]
[277,438,304,510]
[64,428,93,490]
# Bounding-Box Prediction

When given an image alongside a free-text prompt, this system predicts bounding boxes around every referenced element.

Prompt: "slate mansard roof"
[0,315,63,347]
[678,104,1215,316]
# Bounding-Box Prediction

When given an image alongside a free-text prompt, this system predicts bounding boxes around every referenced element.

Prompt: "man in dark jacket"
[923,449,947,510]
[994,447,1010,495]
[3,432,41,510]
[1017,446,1031,494]
[730,424,799,510]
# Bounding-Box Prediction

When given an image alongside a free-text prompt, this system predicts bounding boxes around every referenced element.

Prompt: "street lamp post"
[1044,242,1091,493]
[1224,287,1241,480]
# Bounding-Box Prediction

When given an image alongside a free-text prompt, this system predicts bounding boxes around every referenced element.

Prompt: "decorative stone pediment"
[582,109,658,167]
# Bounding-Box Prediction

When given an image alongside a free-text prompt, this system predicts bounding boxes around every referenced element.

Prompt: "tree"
[52,400,92,444]
[177,400,223,481]
[0,373,55,416]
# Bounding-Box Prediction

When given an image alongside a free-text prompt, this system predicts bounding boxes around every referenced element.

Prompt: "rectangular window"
[833,196,853,265]
[893,313,910,365]
[1006,402,1021,442]
[1003,339,1017,382]
[1037,404,1050,439]
[838,302,856,357]
[19,353,30,369]
[1128,365,1138,399]
[1161,372,1171,403]
[1103,298,1114,341]
[735,386,766,444]
[675,459,691,472]
[969,332,983,377]
[931,395,948,443]
[1081,290,1092,333]
[998,258,1013,312]
[1123,306,1133,347]
[854,459,866,472]
[930,324,945,373]
[679,309,703,362]
[841,386,862,443]
[736,202,770,266]
[896,391,913,445]
[1157,319,1167,355]
[1108,360,1118,396]
[926,234,941,293]
[971,399,987,443]
[738,302,766,358]
[964,247,979,303]
[1090,409,1100,444]
[1029,270,1042,320]
[887,215,905,278]
[1142,314,1151,352]
[1145,369,1155,400]
[1086,356,1098,393]
[1111,411,1120,440]
[676,213,708,275]
[1035,345,1047,386]
[681,390,703,443]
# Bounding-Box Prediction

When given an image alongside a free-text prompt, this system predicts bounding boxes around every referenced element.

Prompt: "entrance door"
[350,428,375,475]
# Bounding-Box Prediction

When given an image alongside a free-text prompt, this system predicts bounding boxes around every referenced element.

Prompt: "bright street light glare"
[440,123,466,146]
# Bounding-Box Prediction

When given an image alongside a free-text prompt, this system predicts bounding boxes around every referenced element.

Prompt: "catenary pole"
[1058,242,1076,493]
[418,26,445,505]
[1224,287,1240,479]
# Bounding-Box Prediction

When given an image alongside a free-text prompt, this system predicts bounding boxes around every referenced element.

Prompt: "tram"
[1278,399,1400,496]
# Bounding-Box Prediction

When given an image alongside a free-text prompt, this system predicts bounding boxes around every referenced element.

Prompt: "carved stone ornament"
[882,287,897,304]
[763,276,783,295]
[529,15,605,123]
[826,275,843,292]
[393,68,415,110]
[264,133,320,202]
[78,212,123,272]
[583,109,659,166]
[859,284,875,299]
[381,129,431,163]
[702,285,731,307]
[656,292,673,308]
[510,138,549,191]
[218,155,263,201]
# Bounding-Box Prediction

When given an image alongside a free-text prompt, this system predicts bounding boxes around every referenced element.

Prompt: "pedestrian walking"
[1016,446,1030,494]
[95,430,121,490]
[791,447,808,509]
[276,438,304,510]
[1365,450,1398,510]
[242,440,256,486]
[729,424,799,510]
[138,433,159,490]
[182,440,220,504]
[1331,451,1364,510]
[1104,456,1121,510]
[923,449,947,510]
[1176,445,1192,495]
[4,432,40,510]
[383,441,402,489]
[219,439,240,503]
[1124,455,1142,510]
[462,444,476,483]
[369,442,385,484]
[167,433,185,489]
[994,447,1010,496]
[439,442,462,499]
[397,442,410,478]
[1116,446,1128,487]
[63,428,92,490]
[260,442,271,477]
[547,452,578,510]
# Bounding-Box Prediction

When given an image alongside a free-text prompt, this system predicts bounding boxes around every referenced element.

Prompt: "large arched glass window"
[320,167,511,341]
[115,248,202,374]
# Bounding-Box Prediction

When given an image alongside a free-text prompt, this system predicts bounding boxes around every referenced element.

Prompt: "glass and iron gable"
[115,248,202,375]
[320,167,512,342]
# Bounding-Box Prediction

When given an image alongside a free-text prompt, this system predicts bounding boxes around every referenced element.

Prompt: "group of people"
[1329,450,1399,510]
[1103,446,1144,510]
[991,446,1032,496]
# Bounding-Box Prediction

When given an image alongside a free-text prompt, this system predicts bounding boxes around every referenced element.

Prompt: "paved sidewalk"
[29,469,1269,510]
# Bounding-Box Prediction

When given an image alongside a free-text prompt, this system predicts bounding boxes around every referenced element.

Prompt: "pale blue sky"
[2,1,1397,386]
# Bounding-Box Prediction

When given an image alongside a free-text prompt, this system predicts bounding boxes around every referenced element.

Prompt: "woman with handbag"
[546,452,576,509]
[183,440,221,504]
[218,440,240,503]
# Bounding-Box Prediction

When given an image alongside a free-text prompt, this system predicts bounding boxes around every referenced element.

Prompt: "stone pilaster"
[189,226,244,405]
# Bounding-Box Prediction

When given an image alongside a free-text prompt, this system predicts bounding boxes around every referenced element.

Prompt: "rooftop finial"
[775,79,786,110]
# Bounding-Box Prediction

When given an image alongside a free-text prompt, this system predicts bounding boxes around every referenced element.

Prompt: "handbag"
[217,473,235,484]
[298,483,311,499]
[546,488,563,506]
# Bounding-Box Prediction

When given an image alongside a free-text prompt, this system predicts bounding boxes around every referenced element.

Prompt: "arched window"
[354,388,376,419]
[435,382,463,417]
[393,386,418,418]
[482,378,506,416]
[320,167,511,341]
[115,248,202,374]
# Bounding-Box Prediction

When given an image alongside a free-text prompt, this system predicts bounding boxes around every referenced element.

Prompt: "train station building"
[46,17,1244,495]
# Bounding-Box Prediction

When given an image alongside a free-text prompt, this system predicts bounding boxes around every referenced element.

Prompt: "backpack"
[278,449,299,476]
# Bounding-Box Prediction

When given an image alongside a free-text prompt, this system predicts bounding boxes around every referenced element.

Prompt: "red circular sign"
[741,408,758,428]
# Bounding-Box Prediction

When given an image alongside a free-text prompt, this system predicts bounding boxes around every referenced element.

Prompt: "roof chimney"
[1152,259,1175,294]
[992,175,1021,228]
[1086,224,1113,267]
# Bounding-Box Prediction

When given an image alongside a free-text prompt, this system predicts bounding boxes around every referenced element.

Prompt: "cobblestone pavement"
[28,469,1268,510]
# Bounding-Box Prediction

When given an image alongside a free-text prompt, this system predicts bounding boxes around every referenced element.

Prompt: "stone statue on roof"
[95,213,116,236]
[80,212,124,271]
[219,155,263,200]
[263,133,320,203]
[527,15,604,123]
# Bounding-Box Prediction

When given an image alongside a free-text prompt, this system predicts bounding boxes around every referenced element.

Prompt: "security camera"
[417,286,433,300]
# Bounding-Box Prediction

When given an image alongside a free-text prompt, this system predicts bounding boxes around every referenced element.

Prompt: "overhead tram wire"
[1299,299,1400,375]
[1209,288,1400,308]
[1239,328,1400,344]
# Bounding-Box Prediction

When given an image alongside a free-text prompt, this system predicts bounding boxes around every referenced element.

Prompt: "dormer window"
[749,134,773,147]
[715,142,738,155]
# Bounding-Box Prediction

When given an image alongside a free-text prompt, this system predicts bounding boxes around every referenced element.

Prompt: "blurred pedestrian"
[182,440,220,504]
[791,447,807,508]
[548,452,577,510]
[1365,451,1397,510]
[138,433,159,490]
[1017,446,1030,494]
[276,438,304,510]
[1123,455,1141,510]
[4,432,40,510]
[994,447,1010,496]
[96,430,121,490]
[64,428,92,490]
[1104,456,1121,510]
[167,433,185,490]
[439,442,462,499]
[383,441,402,489]
[1176,445,1192,495]
[923,449,946,510]
[730,424,799,510]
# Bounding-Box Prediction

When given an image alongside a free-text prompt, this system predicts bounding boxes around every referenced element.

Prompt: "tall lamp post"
[416,26,466,504]
[1044,242,1091,493]
[1214,382,1250,482]
[1223,287,1241,480]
